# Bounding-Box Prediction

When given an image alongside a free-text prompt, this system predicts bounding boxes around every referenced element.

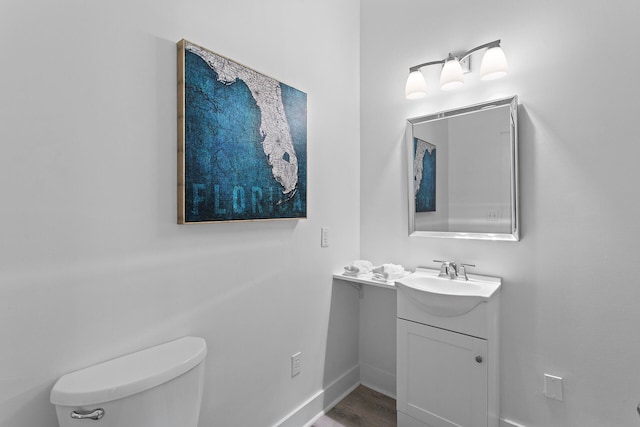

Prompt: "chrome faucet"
[433,260,476,280]
[434,260,457,279]
[457,263,475,281]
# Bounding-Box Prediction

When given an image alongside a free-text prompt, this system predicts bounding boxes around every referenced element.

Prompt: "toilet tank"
[50,336,207,427]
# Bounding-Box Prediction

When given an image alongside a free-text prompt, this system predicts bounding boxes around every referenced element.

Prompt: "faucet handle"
[433,260,454,278]
[457,263,476,281]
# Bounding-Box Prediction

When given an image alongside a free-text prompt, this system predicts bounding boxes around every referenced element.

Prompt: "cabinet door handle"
[475,355,483,363]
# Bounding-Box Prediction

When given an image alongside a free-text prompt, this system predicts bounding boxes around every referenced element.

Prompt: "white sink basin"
[395,268,501,317]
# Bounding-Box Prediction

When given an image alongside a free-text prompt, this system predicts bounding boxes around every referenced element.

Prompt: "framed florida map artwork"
[414,137,436,212]
[177,39,307,223]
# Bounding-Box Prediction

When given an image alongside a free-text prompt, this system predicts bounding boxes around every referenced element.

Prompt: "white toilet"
[50,336,207,427]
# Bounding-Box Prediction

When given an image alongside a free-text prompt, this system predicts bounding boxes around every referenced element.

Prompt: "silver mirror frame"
[407,95,519,241]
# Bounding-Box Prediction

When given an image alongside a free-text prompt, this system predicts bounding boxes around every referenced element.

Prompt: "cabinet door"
[397,319,488,427]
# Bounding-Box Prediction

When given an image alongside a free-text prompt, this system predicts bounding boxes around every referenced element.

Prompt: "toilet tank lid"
[50,336,207,406]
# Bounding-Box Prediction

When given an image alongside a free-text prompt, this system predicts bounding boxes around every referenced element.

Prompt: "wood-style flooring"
[312,385,397,427]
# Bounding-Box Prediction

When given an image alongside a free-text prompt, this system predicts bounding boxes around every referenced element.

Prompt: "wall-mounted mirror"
[407,95,519,241]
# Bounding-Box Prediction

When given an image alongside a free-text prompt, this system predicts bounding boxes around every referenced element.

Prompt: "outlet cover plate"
[544,374,563,401]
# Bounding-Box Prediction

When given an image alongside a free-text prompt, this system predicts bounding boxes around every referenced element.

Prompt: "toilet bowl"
[50,336,207,427]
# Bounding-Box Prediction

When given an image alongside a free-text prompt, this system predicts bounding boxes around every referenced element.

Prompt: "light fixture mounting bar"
[408,39,502,72]
[459,39,501,62]
[409,60,445,73]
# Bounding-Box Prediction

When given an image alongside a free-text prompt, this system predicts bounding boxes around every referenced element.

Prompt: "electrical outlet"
[291,352,301,377]
[544,374,563,401]
[487,209,499,221]
[321,227,329,248]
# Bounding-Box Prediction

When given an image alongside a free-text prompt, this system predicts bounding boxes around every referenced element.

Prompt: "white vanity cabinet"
[396,269,501,427]
[397,320,489,427]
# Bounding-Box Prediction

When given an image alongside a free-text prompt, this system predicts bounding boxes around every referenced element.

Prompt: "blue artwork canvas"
[178,39,307,223]
[414,137,436,212]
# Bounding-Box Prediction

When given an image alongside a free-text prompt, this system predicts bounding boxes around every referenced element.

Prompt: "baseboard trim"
[303,380,360,427]
[360,380,396,400]
[359,362,396,399]
[500,418,527,427]
[274,364,525,427]
[274,364,360,427]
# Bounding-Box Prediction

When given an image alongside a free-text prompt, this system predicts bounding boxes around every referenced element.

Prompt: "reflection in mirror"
[407,96,519,241]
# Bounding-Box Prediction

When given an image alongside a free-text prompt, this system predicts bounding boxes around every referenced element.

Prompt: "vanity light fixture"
[405,40,508,99]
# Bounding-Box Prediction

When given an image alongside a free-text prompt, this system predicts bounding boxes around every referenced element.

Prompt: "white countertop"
[333,270,413,290]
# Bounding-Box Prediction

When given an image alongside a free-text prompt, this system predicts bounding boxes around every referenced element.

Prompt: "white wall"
[0,1,360,426]
[361,1,640,426]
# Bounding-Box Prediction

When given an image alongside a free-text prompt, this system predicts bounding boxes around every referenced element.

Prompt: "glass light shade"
[440,58,464,91]
[405,70,427,99]
[480,46,508,80]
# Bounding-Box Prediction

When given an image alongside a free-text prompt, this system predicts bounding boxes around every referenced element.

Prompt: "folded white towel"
[344,260,374,276]
[372,263,405,280]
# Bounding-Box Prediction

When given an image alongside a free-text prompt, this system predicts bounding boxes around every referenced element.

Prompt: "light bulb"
[440,58,464,91]
[480,46,508,80]
[405,70,427,99]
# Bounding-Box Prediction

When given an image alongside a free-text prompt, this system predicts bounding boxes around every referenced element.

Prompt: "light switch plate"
[321,227,329,248]
[291,352,301,377]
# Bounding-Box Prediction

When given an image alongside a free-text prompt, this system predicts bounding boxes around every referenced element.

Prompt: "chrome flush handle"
[70,408,105,420]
